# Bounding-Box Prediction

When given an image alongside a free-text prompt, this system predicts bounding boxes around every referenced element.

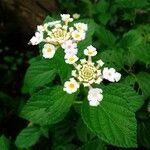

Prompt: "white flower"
[47,20,61,27]
[65,54,79,64]
[96,59,104,67]
[84,45,97,56]
[42,44,56,59]
[37,24,48,32]
[61,14,73,23]
[102,67,121,82]
[114,72,121,82]
[74,23,88,31]
[63,78,79,94]
[62,40,77,55]
[87,88,103,106]
[29,32,43,45]
[64,48,78,56]
[72,30,85,41]
[73,13,80,19]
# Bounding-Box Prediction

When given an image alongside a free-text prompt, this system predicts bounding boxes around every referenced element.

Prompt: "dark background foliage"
[0,0,150,149]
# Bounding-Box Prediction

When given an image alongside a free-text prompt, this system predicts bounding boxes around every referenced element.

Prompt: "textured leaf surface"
[54,49,72,83]
[129,44,150,64]
[20,86,76,125]
[135,72,150,98]
[95,25,116,46]
[125,72,150,99]
[0,135,10,150]
[24,59,56,91]
[77,139,106,150]
[15,126,41,148]
[99,48,125,70]
[82,84,143,147]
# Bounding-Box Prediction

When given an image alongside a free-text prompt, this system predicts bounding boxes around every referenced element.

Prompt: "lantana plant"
[17,13,145,149]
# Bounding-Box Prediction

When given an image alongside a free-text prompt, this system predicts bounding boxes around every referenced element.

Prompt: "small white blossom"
[114,72,121,82]
[65,54,79,64]
[73,13,80,19]
[37,24,48,32]
[61,14,73,23]
[29,32,43,45]
[84,45,97,56]
[72,30,86,41]
[63,78,79,94]
[88,88,103,106]
[102,67,121,82]
[62,40,77,50]
[47,20,61,27]
[74,23,88,31]
[96,59,104,67]
[42,44,56,59]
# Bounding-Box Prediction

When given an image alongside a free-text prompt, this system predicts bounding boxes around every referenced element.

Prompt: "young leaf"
[82,84,143,147]
[77,139,106,150]
[24,58,57,92]
[20,86,76,125]
[0,135,10,150]
[15,126,41,148]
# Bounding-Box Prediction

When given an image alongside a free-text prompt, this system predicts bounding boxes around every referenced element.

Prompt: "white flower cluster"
[63,45,121,107]
[29,13,121,107]
[29,14,87,61]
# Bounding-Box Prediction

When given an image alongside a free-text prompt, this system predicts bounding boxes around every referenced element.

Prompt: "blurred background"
[0,0,150,149]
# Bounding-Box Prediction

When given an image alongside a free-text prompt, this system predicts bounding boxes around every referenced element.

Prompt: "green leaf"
[24,58,57,92]
[129,44,150,64]
[75,119,95,143]
[95,0,109,13]
[82,84,143,147]
[15,126,41,148]
[138,121,150,149]
[77,139,106,150]
[115,0,148,8]
[124,72,150,99]
[135,72,150,99]
[98,13,111,25]
[0,135,10,150]
[43,15,56,24]
[95,25,116,46]
[54,49,72,83]
[119,30,143,48]
[20,86,76,125]
[98,48,125,71]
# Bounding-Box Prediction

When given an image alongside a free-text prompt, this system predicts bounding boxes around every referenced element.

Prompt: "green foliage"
[15,126,41,148]
[125,72,150,99]
[2,0,150,149]
[95,25,116,47]
[77,139,106,150]
[20,86,77,125]
[24,58,57,92]
[82,84,143,147]
[0,136,10,150]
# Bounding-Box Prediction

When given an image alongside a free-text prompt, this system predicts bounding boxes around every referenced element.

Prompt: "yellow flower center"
[75,33,80,38]
[78,64,96,81]
[88,51,93,55]
[47,48,52,52]
[69,57,75,61]
[69,83,75,88]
